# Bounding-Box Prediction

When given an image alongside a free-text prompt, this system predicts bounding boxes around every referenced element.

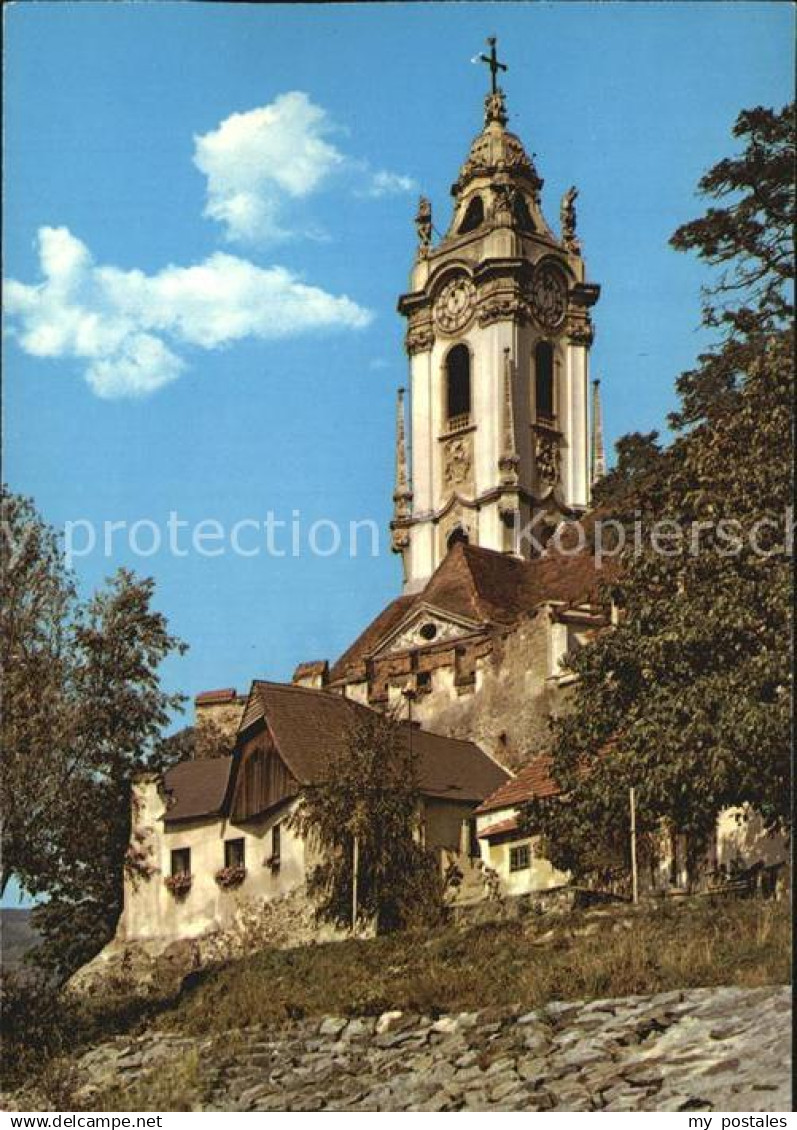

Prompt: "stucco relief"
[405,320,435,356]
[376,611,473,657]
[442,434,474,490]
[534,429,561,485]
[530,263,567,331]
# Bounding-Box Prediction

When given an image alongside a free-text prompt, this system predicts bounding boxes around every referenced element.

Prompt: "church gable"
[372,603,483,659]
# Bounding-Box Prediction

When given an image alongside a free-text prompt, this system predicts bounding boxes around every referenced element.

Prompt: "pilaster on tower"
[390,388,413,574]
[590,378,607,489]
[395,38,602,590]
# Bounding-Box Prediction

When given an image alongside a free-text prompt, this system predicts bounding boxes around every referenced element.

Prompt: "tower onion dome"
[451,89,543,199]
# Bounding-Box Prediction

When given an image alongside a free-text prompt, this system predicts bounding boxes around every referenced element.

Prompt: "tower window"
[458,195,485,233]
[513,194,535,231]
[445,344,471,424]
[535,342,555,422]
[447,526,469,549]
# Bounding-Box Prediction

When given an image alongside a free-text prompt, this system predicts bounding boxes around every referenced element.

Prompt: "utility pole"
[629,786,639,904]
[351,833,359,932]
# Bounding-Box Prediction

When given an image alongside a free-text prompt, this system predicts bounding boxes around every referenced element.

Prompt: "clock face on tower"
[434,276,476,333]
[530,263,567,330]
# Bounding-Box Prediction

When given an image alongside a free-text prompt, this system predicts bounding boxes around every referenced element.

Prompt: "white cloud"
[5,227,372,398]
[194,92,345,243]
[360,170,418,199]
[194,92,416,244]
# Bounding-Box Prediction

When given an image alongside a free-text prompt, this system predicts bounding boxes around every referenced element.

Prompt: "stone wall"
[28,986,791,1113]
[407,613,564,769]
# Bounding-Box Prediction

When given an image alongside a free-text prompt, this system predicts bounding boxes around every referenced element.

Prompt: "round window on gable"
[420,622,438,641]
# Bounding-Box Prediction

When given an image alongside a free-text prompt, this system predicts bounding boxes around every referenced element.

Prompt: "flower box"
[164,872,192,897]
[214,864,247,889]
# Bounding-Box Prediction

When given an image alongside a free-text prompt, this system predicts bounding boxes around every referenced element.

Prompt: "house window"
[509,843,531,872]
[445,344,471,426]
[171,847,191,876]
[271,823,281,863]
[224,838,245,869]
[534,342,555,423]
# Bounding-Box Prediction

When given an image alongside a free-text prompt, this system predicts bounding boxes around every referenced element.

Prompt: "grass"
[2,896,790,1103]
[164,897,790,1036]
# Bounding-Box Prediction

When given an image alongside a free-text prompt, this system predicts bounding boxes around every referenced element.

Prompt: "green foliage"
[526,103,794,882]
[590,430,664,513]
[291,709,444,933]
[1,487,187,976]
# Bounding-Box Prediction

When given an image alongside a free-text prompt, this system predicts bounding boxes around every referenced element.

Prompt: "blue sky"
[3,2,793,853]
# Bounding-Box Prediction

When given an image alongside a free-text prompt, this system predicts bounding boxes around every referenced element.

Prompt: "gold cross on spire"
[479,36,507,95]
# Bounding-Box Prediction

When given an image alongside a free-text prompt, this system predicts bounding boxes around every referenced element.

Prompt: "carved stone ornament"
[443,436,473,488]
[560,185,581,254]
[415,196,433,255]
[535,431,560,485]
[530,263,567,331]
[405,322,435,356]
[434,276,476,334]
[478,291,530,328]
[567,313,594,347]
[491,181,517,224]
[390,523,411,554]
[380,612,469,657]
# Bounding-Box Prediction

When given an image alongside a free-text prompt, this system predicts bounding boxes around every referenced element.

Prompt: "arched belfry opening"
[534,342,555,423]
[458,195,485,234]
[445,344,471,424]
[447,526,470,550]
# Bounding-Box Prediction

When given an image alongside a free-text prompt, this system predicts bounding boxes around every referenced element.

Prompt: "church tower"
[391,39,601,592]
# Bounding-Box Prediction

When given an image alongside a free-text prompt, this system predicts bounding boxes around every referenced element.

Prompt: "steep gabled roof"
[329,541,607,683]
[238,680,509,804]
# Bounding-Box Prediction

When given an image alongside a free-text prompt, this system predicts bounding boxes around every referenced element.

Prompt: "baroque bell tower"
[391,39,601,592]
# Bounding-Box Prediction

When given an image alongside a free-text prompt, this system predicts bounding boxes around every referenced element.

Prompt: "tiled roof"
[477,816,520,838]
[162,756,233,823]
[474,754,560,815]
[195,688,238,705]
[243,680,510,804]
[328,594,416,683]
[329,542,607,683]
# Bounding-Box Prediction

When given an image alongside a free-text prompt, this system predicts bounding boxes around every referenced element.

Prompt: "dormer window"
[534,342,555,425]
[458,195,485,233]
[445,344,471,428]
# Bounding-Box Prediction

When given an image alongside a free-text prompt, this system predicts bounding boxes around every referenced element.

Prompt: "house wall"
[118,779,306,944]
[715,807,789,871]
[422,797,475,853]
[475,807,569,895]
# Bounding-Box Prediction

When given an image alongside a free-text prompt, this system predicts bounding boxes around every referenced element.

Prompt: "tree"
[291,709,443,932]
[525,103,794,884]
[1,487,187,975]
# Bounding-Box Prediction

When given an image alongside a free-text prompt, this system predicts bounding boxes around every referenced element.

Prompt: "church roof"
[329,542,606,684]
[242,680,509,804]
